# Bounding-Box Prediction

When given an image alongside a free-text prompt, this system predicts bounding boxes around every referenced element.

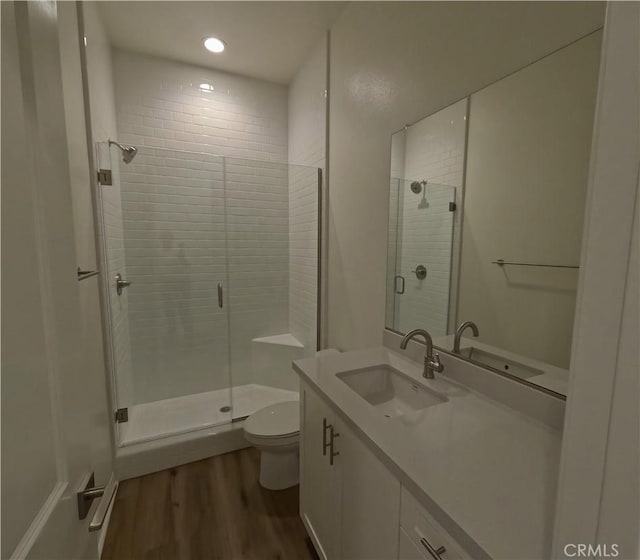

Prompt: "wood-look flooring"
[102,448,317,560]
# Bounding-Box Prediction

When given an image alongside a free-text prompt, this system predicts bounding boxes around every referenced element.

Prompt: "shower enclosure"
[96,142,320,446]
[386,177,456,336]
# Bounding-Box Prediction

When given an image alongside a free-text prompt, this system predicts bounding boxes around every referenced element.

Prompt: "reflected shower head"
[410,180,424,194]
[109,140,137,164]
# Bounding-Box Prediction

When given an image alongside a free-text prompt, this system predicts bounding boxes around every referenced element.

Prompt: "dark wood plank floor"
[102,448,317,560]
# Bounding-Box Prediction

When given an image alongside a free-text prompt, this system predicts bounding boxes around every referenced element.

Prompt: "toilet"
[244,400,300,490]
[244,350,339,490]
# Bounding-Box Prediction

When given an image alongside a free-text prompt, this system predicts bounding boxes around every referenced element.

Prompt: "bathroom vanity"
[294,345,563,560]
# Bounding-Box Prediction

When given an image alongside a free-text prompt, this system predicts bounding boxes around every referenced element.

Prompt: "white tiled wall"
[113,50,288,163]
[287,36,326,354]
[224,158,290,387]
[112,50,291,404]
[390,101,466,336]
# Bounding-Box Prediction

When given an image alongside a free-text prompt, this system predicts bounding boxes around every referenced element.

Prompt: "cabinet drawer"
[400,488,468,560]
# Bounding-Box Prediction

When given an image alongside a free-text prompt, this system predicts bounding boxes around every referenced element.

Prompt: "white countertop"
[293,347,562,560]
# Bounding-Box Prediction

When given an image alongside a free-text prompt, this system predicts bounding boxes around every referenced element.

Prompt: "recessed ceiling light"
[203,37,225,53]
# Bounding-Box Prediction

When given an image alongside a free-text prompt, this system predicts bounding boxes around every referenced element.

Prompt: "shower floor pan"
[118,383,299,447]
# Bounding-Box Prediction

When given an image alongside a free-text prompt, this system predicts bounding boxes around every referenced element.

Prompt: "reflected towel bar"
[492,259,579,269]
[77,268,100,280]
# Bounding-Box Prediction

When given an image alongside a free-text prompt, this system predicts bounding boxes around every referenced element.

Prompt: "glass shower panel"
[224,158,319,420]
[97,144,233,445]
[387,178,456,336]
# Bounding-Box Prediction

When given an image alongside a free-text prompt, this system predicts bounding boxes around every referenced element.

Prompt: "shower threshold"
[118,383,298,447]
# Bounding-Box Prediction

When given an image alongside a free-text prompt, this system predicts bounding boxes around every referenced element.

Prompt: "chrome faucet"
[399,329,444,379]
[453,321,480,353]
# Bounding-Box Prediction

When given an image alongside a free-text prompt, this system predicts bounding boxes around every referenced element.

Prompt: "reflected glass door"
[97,143,233,445]
[386,178,456,336]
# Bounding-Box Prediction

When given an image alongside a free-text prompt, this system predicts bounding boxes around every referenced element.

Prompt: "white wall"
[112,50,290,402]
[57,0,114,496]
[459,32,601,369]
[2,2,113,555]
[552,3,640,554]
[391,100,466,336]
[327,1,605,350]
[288,35,327,354]
[596,191,639,556]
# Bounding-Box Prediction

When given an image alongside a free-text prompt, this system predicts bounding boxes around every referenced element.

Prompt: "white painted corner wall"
[552,2,640,556]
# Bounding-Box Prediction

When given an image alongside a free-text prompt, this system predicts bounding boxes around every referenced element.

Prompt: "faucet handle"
[429,352,444,373]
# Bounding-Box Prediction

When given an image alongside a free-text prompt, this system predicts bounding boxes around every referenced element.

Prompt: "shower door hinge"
[97,169,112,185]
[114,408,128,423]
[449,202,457,212]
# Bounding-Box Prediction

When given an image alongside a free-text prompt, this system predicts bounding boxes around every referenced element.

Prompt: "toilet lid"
[244,401,300,438]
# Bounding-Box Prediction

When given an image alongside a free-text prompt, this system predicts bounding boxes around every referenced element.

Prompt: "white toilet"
[244,350,339,490]
[244,400,300,490]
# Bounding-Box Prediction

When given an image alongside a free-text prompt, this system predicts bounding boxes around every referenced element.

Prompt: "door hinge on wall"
[114,408,128,423]
[97,169,112,185]
[449,202,457,212]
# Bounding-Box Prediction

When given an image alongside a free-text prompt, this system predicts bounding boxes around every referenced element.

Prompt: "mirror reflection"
[386,31,603,396]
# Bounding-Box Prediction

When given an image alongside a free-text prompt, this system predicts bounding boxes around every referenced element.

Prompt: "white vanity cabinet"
[300,381,341,560]
[300,381,400,560]
[300,381,470,560]
[335,413,401,559]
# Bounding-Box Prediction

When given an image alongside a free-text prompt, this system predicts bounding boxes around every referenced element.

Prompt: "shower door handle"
[217,283,223,308]
[115,273,131,296]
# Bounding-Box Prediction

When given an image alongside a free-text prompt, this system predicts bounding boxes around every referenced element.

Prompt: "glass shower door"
[97,143,233,445]
[224,158,320,420]
[386,178,456,336]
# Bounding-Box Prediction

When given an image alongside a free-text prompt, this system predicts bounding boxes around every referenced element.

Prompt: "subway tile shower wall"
[113,49,288,163]
[112,50,291,403]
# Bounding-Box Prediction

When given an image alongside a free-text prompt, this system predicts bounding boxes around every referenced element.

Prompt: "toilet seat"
[244,400,299,439]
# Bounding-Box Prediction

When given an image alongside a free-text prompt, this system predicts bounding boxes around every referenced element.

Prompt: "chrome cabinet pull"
[217,283,223,308]
[329,427,340,466]
[322,417,331,456]
[394,275,405,294]
[420,537,446,560]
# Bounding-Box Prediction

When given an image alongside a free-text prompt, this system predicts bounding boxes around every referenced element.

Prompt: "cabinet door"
[399,528,429,560]
[337,417,401,560]
[300,383,339,560]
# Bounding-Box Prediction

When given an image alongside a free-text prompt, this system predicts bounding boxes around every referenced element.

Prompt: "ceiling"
[97,1,346,84]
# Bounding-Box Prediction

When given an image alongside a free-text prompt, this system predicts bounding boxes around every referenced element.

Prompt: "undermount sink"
[459,347,544,380]
[336,365,448,418]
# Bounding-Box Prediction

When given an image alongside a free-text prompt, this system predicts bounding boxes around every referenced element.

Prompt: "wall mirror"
[385,31,603,397]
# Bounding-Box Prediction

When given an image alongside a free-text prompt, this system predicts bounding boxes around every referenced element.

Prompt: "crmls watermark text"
[564,544,620,558]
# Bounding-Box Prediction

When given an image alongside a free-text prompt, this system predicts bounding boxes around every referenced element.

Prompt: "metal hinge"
[114,408,128,423]
[97,169,112,185]
[449,202,457,212]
